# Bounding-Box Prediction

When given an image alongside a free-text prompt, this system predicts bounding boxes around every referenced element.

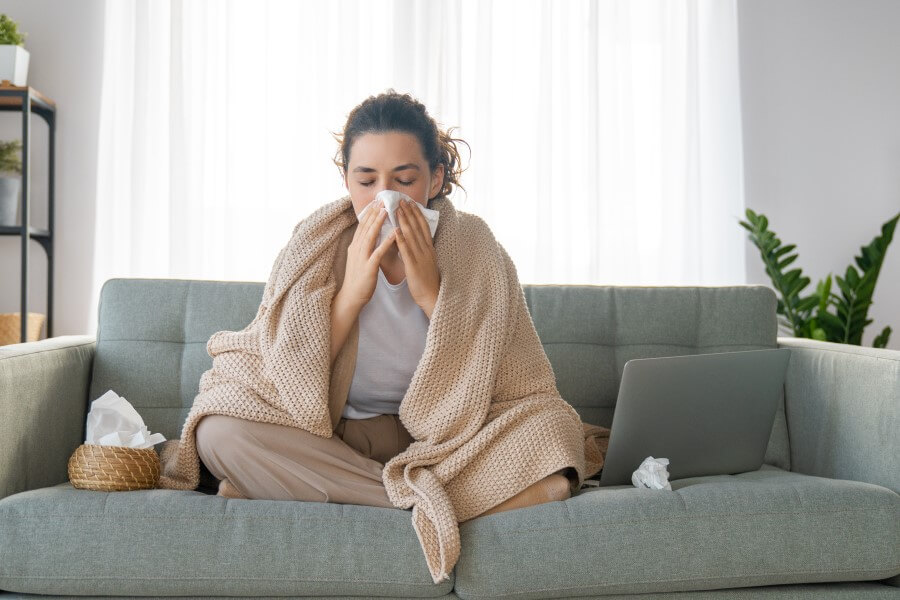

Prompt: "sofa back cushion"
[89,279,263,447]
[89,279,788,469]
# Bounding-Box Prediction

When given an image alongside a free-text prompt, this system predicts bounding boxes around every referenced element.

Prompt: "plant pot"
[0,175,20,226]
[0,45,29,86]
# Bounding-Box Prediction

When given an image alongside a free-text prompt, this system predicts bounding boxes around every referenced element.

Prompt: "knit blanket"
[156,194,610,584]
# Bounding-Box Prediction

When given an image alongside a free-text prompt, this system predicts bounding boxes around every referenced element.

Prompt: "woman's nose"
[374,181,398,195]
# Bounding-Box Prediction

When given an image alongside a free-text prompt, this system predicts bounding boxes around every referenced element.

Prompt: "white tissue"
[84,390,167,449]
[356,189,440,249]
[631,456,673,490]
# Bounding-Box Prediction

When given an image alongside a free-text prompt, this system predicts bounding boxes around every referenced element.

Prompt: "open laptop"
[596,348,792,487]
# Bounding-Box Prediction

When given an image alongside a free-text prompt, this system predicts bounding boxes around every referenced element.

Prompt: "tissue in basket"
[68,390,166,491]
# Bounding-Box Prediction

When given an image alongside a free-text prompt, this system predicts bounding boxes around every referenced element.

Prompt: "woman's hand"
[395,198,441,319]
[339,198,398,310]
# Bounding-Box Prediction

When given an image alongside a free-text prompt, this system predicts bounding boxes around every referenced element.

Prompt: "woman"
[194,90,573,519]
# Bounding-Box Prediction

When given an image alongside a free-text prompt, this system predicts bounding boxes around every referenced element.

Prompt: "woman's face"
[344,131,445,216]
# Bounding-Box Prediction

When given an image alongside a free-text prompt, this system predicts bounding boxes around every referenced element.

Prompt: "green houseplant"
[0,14,26,46]
[740,209,899,348]
[0,139,22,172]
[0,139,22,226]
[0,14,28,86]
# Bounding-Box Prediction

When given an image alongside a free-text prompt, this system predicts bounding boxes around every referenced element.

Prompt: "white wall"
[0,0,104,338]
[738,0,900,349]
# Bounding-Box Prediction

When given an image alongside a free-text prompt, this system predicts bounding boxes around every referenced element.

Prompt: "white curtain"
[90,0,745,334]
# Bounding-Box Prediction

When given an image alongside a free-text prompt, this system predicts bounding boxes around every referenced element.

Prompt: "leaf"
[738,210,816,337]
[850,301,872,318]
[815,311,845,343]
[745,208,759,225]
[777,254,798,270]
[816,275,832,314]
[794,295,819,313]
[783,268,801,287]
[832,212,899,345]
[835,275,853,302]
[873,326,892,349]
[773,244,797,258]
[845,266,860,288]
[857,245,876,271]
[836,303,849,320]
[786,275,810,300]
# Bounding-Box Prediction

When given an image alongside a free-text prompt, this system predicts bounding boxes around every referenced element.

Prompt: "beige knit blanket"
[156,194,610,584]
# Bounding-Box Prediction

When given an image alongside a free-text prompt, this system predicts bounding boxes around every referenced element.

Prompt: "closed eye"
[359,180,415,186]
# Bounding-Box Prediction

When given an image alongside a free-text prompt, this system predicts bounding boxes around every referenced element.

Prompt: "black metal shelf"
[0,83,56,343]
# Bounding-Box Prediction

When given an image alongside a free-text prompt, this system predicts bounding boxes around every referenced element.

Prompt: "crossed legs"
[195,414,397,508]
[195,413,576,518]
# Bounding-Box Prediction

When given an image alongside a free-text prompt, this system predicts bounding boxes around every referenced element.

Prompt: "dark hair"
[332,89,470,203]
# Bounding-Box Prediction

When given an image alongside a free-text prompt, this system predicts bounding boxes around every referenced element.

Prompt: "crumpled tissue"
[631,456,672,490]
[84,390,166,449]
[356,189,440,249]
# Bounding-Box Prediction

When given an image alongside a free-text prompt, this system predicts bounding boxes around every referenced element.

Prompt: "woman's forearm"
[330,289,362,366]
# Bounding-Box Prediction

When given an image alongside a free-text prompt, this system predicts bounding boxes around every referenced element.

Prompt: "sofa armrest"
[0,335,95,500]
[777,336,899,495]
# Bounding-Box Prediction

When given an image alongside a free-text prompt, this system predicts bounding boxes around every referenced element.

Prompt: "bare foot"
[476,472,571,519]
[217,477,249,499]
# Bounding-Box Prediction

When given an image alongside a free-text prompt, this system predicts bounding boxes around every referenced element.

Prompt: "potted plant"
[740,208,899,348]
[0,14,28,86]
[0,139,22,226]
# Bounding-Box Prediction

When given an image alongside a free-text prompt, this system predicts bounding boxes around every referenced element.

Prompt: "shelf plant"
[0,14,29,86]
[0,14,26,46]
[0,139,22,174]
[0,139,22,226]
[739,209,899,348]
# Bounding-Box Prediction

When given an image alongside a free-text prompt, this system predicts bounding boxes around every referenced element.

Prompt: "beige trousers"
[195,413,415,508]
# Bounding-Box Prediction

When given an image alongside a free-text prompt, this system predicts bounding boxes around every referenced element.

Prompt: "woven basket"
[0,312,45,345]
[68,444,161,491]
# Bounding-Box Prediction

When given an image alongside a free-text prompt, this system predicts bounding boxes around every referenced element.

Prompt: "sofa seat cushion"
[454,464,900,599]
[0,484,453,598]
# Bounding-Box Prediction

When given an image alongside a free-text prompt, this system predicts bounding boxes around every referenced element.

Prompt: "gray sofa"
[1,278,898,599]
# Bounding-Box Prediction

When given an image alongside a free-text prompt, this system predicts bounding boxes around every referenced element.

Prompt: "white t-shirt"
[341,265,429,419]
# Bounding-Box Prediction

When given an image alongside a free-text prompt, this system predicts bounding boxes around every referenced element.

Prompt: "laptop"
[596,348,792,487]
